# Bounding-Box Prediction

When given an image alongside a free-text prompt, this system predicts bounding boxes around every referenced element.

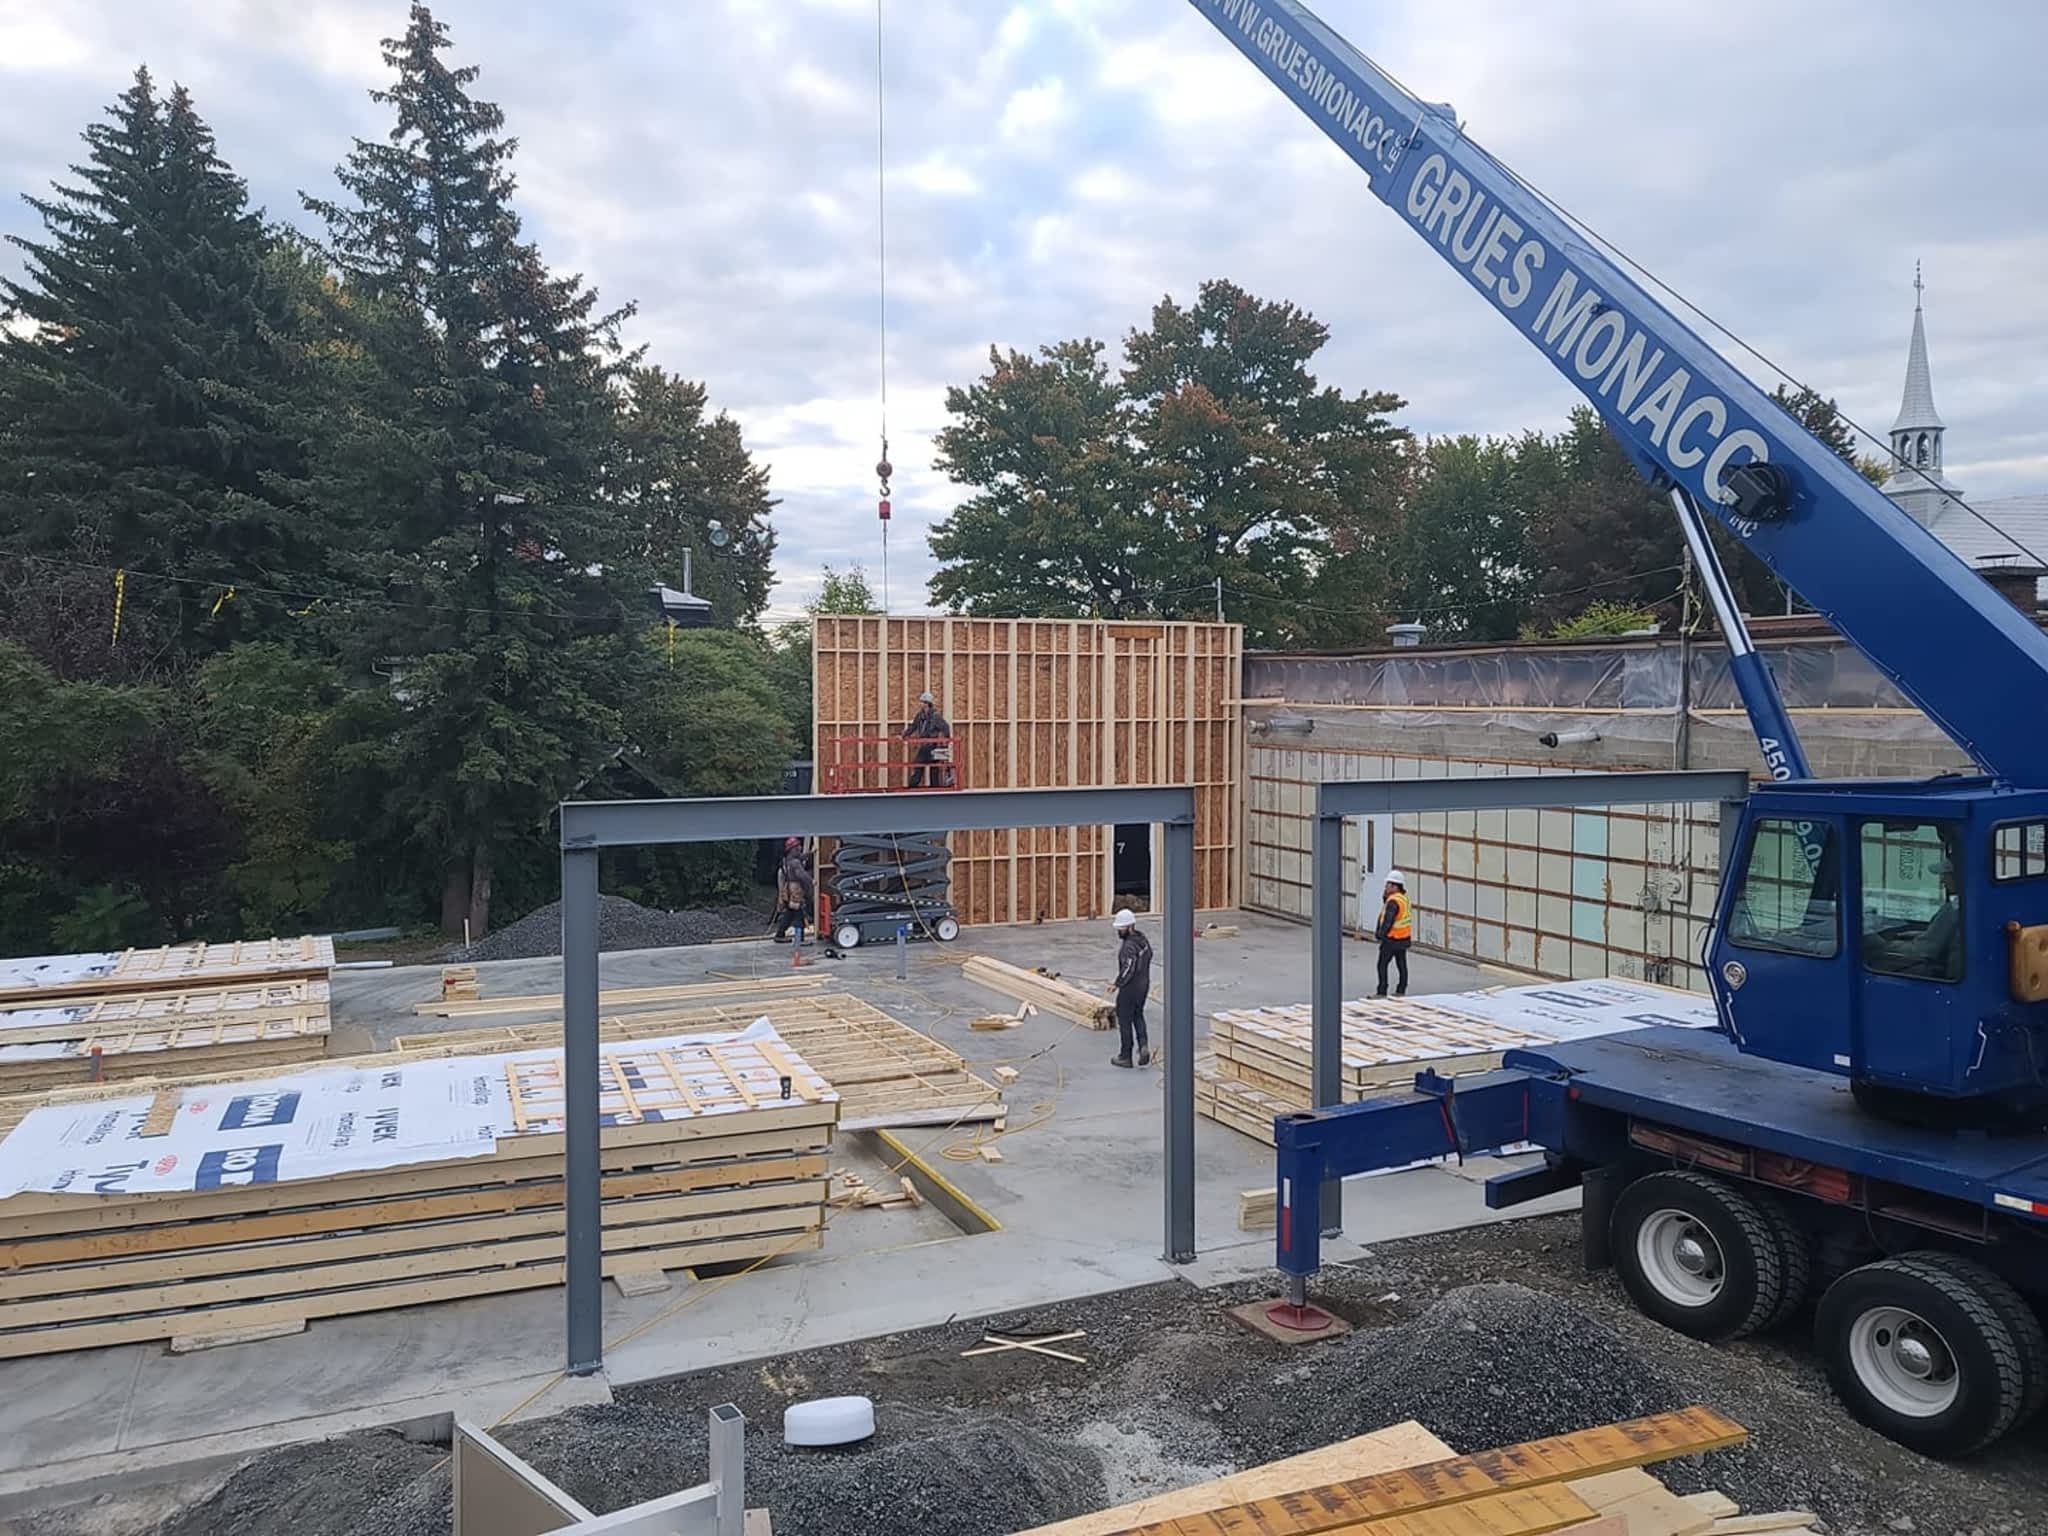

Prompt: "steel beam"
[1162,816,1196,1263]
[1310,808,1344,1236]
[1314,769,1751,819]
[557,782,1201,1372]
[561,786,1196,848]
[561,845,602,1376]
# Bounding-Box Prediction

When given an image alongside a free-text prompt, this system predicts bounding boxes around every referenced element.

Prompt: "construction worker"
[772,837,814,944]
[902,690,953,788]
[1106,908,1153,1068]
[1374,870,1412,997]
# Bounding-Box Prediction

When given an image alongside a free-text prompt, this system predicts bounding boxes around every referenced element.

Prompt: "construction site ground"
[12,912,2041,1534]
[0,911,1572,1519]
[17,1218,2048,1535]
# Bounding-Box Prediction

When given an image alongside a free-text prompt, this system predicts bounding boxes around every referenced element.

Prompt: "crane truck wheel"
[1609,1170,1791,1341]
[1816,1253,2035,1457]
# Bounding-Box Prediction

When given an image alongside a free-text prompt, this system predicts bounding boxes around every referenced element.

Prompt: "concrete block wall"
[1246,742,1723,990]
[1242,697,1972,990]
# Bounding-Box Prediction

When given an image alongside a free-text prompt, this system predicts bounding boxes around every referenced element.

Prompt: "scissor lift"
[817,735,962,950]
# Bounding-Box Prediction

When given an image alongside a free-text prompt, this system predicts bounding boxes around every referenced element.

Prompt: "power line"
[1,547,590,624]
[1457,137,2048,571]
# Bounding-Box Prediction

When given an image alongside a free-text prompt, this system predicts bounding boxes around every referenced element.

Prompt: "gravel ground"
[444,894,769,963]
[34,1215,2048,1536]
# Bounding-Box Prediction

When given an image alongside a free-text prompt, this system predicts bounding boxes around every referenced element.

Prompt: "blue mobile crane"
[1190,0,2048,1457]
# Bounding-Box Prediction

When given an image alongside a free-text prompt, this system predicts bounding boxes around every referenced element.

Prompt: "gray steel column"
[561,845,603,1376]
[709,1402,745,1536]
[1162,815,1196,1263]
[1311,807,1344,1236]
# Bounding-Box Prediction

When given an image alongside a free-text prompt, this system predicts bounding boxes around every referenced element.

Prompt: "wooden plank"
[1104,1409,1746,1536]
[412,976,821,1018]
[1025,1424,1456,1535]
[1312,1487,1602,1536]
[0,1229,824,1359]
[1703,1517,1818,1535]
[168,1319,308,1354]
[1677,1492,1740,1520]
[1565,1470,1713,1536]
[962,956,1115,1030]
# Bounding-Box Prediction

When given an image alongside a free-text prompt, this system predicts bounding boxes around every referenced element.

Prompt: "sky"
[3,0,2044,621]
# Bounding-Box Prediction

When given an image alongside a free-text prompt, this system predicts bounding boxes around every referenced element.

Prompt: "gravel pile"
[446,894,767,963]
[146,1433,444,1536]
[238,1402,1102,1536]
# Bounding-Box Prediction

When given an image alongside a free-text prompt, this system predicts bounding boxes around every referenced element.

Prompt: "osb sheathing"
[813,617,1244,924]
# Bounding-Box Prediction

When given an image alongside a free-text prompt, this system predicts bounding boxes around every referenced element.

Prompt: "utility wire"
[1453,135,2048,571]
[2,547,590,624]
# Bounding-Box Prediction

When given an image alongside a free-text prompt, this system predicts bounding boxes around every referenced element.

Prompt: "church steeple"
[1883,263,1960,525]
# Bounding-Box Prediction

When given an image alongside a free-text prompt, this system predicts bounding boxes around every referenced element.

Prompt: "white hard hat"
[1385,870,1406,887]
[1113,909,1137,929]
[919,691,935,703]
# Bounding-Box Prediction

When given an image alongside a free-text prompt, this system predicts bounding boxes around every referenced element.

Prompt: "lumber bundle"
[439,965,480,1002]
[961,955,1114,1030]
[1198,978,1718,1146]
[0,994,1002,1139]
[0,1012,330,1095]
[0,936,334,1003]
[0,1029,837,1359]
[412,973,823,1018]
[0,979,331,1047]
[391,993,1004,1131]
[1022,1406,1757,1536]
[0,938,335,1096]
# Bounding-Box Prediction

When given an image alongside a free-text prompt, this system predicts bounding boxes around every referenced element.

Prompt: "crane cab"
[1708,778,2048,1119]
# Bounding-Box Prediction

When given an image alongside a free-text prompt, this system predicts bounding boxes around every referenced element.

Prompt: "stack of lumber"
[439,965,480,1002]
[412,973,823,1019]
[1022,1405,1815,1535]
[0,993,1003,1140]
[0,1028,837,1358]
[0,936,334,1001]
[1199,978,1716,1147]
[0,939,335,1097]
[961,955,1114,1030]
[394,993,1005,1131]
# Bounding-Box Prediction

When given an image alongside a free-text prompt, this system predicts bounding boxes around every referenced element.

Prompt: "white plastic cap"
[1385,870,1406,887]
[1113,909,1137,929]
[784,1395,876,1447]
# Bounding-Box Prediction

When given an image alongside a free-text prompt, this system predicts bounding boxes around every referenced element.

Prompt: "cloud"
[998,77,1070,143]
[0,0,2042,618]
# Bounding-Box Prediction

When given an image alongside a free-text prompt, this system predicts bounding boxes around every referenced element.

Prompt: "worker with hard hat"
[772,836,815,945]
[1105,907,1153,1067]
[902,690,954,788]
[1374,870,1413,997]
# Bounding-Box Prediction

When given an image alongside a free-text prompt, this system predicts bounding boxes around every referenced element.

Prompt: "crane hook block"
[1721,460,1795,522]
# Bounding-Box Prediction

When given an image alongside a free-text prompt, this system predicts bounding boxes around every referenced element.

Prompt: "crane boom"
[1189,0,2048,781]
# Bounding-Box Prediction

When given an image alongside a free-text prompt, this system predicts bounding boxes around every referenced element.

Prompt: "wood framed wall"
[812,617,1243,925]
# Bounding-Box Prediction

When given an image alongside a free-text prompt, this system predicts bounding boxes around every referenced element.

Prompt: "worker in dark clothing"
[1106,908,1153,1068]
[772,837,815,944]
[1374,870,1412,997]
[902,691,954,788]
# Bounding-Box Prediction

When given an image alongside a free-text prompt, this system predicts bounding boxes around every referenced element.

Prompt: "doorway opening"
[1113,823,1153,912]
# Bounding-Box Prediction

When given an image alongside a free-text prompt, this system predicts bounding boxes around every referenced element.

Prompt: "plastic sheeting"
[1247,637,1917,713]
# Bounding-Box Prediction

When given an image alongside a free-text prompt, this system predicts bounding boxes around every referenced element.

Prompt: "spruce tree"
[303,4,645,937]
[610,365,778,628]
[0,69,312,672]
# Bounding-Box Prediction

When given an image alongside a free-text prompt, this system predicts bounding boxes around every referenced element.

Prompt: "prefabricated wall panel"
[813,617,1243,924]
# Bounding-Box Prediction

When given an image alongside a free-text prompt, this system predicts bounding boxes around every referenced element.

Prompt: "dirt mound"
[447,893,767,962]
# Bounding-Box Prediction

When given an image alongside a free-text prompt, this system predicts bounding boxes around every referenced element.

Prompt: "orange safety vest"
[1385,890,1413,941]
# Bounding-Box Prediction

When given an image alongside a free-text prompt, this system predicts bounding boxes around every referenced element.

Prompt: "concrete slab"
[0,911,1573,1510]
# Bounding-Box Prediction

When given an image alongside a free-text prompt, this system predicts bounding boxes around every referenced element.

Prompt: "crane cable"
[873,0,893,614]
